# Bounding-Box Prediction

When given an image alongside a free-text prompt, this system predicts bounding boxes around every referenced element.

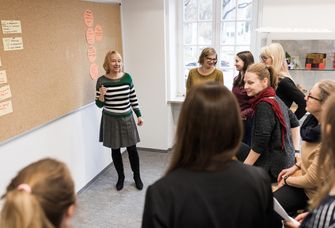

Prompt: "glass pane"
[184,22,197,45]
[235,45,251,53]
[237,0,252,20]
[223,70,235,90]
[221,0,236,20]
[184,0,197,21]
[220,46,235,69]
[199,0,213,21]
[221,22,235,45]
[235,21,251,45]
[184,46,198,69]
[198,22,212,45]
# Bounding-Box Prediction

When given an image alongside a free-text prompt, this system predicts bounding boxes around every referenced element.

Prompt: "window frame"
[174,0,261,97]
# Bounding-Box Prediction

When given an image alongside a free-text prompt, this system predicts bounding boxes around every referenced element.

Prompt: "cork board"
[0,0,122,142]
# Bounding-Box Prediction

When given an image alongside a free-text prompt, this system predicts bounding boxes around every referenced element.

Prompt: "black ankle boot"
[134,174,143,190]
[116,175,125,191]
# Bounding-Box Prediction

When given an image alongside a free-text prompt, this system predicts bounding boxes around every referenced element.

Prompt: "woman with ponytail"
[241,63,300,182]
[0,158,76,228]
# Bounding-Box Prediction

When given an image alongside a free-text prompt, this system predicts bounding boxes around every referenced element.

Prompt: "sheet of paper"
[87,45,96,63]
[273,198,301,226]
[0,100,13,117]
[0,85,12,101]
[0,70,7,84]
[86,27,95,45]
[89,63,99,80]
[1,20,22,34]
[83,9,94,27]
[3,37,24,51]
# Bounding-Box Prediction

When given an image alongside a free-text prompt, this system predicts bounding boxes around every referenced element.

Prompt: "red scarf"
[250,87,286,149]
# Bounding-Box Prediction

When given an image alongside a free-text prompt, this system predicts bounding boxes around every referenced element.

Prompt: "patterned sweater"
[95,73,141,118]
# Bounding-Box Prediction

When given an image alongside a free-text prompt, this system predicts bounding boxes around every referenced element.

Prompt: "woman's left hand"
[137,117,143,126]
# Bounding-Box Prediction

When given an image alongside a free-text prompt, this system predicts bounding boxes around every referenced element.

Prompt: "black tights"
[111,145,140,177]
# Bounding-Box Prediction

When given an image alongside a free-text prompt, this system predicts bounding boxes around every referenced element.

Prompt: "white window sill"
[167,96,185,104]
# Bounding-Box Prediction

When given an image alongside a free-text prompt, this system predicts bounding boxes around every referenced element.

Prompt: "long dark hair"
[167,83,242,173]
[233,51,254,87]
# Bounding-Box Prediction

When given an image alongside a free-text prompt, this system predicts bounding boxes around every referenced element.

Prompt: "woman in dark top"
[283,88,335,228]
[260,43,306,120]
[142,83,274,228]
[242,63,299,182]
[232,50,255,145]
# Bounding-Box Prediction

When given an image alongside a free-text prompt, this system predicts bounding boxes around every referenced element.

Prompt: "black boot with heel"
[127,145,143,190]
[112,149,125,191]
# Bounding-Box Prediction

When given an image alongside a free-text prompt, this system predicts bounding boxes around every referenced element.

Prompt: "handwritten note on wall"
[1,20,22,34]
[0,85,12,101]
[0,100,13,117]
[0,70,7,84]
[3,37,24,51]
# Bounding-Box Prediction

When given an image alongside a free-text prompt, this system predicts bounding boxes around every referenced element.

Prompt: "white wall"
[0,0,175,196]
[262,0,335,30]
[121,0,174,150]
[0,104,111,193]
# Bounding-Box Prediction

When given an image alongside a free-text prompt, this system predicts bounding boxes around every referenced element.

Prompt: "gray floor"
[71,149,170,228]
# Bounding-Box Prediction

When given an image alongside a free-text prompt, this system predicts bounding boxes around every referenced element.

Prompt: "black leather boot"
[116,175,125,191]
[127,145,143,190]
[133,174,143,190]
[112,149,125,191]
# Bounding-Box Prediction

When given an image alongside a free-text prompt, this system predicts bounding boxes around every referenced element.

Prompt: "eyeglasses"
[260,55,269,61]
[206,57,217,62]
[307,92,322,102]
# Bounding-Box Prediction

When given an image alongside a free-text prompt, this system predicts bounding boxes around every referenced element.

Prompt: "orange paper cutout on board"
[90,63,99,80]
[86,27,95,45]
[87,45,97,63]
[95,24,103,41]
[83,9,94,27]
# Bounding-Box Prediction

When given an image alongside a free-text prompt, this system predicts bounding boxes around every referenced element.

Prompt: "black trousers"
[273,185,308,215]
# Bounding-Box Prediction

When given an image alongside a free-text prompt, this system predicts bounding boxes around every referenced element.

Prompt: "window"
[179,0,257,96]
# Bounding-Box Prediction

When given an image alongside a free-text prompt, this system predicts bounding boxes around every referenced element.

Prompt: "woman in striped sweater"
[96,50,144,191]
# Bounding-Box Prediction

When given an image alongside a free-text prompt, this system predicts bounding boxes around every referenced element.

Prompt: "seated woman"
[142,83,274,228]
[284,92,335,228]
[0,158,76,228]
[274,80,335,215]
[242,63,300,182]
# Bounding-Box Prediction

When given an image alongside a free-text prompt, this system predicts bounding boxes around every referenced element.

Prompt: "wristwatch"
[283,175,289,185]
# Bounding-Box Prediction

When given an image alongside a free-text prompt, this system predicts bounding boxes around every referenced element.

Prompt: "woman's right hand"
[277,165,298,183]
[99,85,107,95]
[284,212,309,228]
[99,85,107,101]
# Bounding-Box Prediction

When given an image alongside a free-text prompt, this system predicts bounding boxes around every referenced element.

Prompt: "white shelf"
[267,32,335,41]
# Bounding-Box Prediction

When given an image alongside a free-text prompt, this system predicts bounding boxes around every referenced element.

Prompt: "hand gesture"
[99,85,107,101]
[99,85,107,95]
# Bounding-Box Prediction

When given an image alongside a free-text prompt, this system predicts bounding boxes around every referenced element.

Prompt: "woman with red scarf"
[242,63,300,182]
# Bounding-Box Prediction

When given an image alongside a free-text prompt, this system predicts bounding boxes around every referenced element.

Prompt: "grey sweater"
[251,97,299,180]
